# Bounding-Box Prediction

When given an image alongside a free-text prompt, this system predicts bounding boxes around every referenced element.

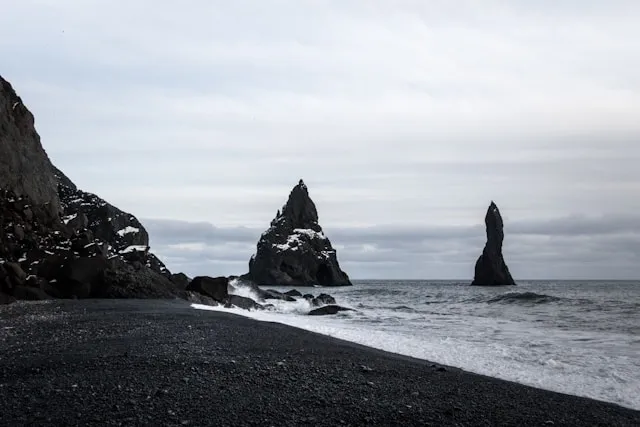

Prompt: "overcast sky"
[1,1,639,279]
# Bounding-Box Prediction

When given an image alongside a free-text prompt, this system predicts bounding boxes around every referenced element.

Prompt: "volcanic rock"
[12,285,50,301]
[263,289,296,301]
[308,305,354,316]
[471,201,516,286]
[284,289,303,297]
[311,293,337,306]
[0,74,188,303]
[184,291,219,306]
[226,294,264,311]
[246,180,351,287]
[0,76,60,213]
[170,272,191,289]
[55,256,109,298]
[186,276,230,302]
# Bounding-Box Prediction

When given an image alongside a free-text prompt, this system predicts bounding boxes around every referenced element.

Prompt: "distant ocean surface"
[194,280,640,410]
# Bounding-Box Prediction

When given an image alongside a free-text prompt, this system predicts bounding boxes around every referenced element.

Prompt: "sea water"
[193,280,640,410]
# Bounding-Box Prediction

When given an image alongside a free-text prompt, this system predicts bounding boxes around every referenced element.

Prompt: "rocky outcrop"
[308,305,354,316]
[226,295,264,311]
[311,293,336,306]
[186,276,230,303]
[0,74,186,303]
[54,167,153,255]
[246,180,351,287]
[471,201,516,286]
[0,76,60,214]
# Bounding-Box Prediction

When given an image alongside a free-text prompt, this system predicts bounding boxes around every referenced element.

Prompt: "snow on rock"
[116,226,140,237]
[293,228,326,240]
[246,180,350,287]
[62,213,77,224]
[119,245,149,254]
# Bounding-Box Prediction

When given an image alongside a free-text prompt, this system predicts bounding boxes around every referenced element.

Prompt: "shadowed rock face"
[471,201,516,286]
[0,76,60,214]
[246,180,351,287]
[0,74,185,303]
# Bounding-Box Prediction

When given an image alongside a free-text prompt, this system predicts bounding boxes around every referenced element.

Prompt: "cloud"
[1,1,639,279]
[144,213,640,280]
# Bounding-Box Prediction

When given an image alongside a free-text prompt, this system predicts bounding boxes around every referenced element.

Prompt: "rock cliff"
[0,77,60,213]
[246,180,351,287]
[0,74,184,303]
[471,201,516,286]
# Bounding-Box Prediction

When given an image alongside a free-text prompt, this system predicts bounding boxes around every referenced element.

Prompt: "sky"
[1,1,639,279]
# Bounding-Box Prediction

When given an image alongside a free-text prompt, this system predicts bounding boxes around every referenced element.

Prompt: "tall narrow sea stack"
[247,180,351,287]
[471,201,516,286]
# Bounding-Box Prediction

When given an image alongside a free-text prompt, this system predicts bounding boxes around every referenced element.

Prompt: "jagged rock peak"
[276,178,319,229]
[486,201,504,247]
[246,180,351,287]
[471,201,516,286]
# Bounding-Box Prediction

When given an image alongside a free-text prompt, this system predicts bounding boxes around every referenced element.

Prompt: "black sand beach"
[1,299,638,427]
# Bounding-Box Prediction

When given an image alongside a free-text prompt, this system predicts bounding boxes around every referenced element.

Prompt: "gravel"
[1,299,638,426]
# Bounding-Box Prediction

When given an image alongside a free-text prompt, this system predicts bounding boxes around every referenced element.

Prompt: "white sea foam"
[193,280,640,410]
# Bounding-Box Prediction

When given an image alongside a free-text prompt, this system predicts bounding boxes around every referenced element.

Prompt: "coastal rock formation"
[0,74,185,303]
[0,77,60,213]
[246,180,351,287]
[226,294,265,311]
[186,276,230,303]
[471,201,516,286]
[308,305,354,316]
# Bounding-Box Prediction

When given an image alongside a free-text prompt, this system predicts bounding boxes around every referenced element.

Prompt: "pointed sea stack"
[471,201,516,286]
[247,180,351,287]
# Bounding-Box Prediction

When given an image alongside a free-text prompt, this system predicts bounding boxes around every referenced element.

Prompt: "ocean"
[193,280,640,410]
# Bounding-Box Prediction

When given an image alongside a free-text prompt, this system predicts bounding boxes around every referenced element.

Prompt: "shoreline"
[1,298,638,426]
[193,300,638,411]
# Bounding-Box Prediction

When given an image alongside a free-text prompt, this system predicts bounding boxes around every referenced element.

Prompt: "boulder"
[263,289,296,302]
[187,276,229,302]
[284,289,303,297]
[471,202,516,286]
[99,258,178,299]
[4,262,26,287]
[312,293,336,306]
[37,255,66,280]
[308,305,354,316]
[12,285,50,301]
[227,295,264,311]
[184,291,219,307]
[0,291,15,305]
[55,256,109,298]
[170,272,191,289]
[246,180,351,287]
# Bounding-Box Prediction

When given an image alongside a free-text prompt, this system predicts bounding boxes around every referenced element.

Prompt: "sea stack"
[246,180,351,287]
[471,201,516,286]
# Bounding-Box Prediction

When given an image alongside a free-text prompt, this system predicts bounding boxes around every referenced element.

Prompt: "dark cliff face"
[247,180,351,287]
[0,76,60,214]
[0,75,183,303]
[471,201,516,286]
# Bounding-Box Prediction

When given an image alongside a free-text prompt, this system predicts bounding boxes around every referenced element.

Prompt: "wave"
[487,292,563,305]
